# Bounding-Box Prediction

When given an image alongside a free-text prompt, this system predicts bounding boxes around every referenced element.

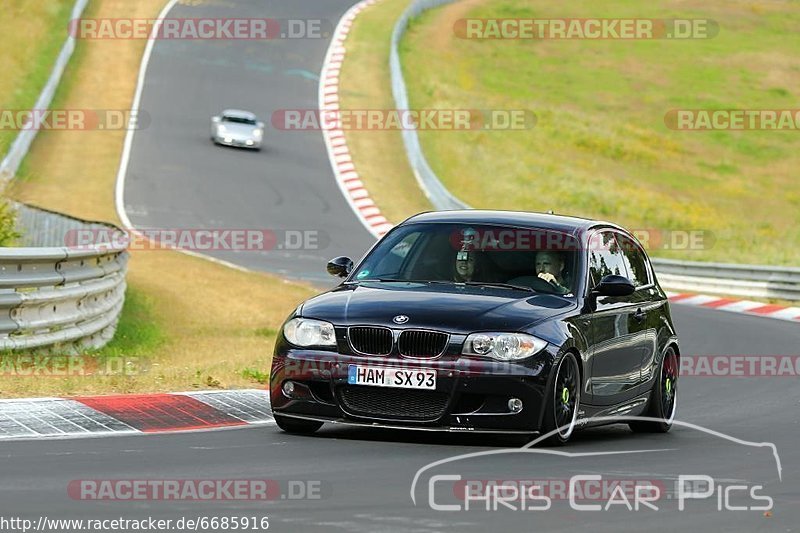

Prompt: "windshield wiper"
[346,279,454,285]
[345,278,453,284]
[459,281,536,292]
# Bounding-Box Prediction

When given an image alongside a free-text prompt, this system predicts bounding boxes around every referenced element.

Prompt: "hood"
[299,283,577,333]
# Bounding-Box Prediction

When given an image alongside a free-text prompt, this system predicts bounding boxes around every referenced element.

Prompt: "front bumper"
[270,349,556,434]
[213,135,262,149]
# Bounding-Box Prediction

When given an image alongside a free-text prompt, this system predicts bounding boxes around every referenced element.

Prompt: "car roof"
[403,210,626,236]
[221,109,258,120]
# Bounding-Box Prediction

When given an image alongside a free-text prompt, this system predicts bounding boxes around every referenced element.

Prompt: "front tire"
[629,347,677,433]
[274,415,323,435]
[540,352,581,446]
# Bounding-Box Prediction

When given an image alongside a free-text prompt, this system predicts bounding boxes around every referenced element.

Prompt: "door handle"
[633,308,646,323]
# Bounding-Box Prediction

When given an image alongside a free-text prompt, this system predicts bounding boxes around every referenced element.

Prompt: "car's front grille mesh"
[337,386,449,420]
[397,330,449,358]
[348,327,393,355]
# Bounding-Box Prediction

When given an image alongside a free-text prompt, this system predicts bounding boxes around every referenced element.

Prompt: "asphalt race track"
[2,1,798,532]
[121,0,375,284]
[1,307,798,532]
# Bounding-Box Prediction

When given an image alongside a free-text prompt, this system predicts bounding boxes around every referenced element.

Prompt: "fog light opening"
[508,397,523,413]
[282,381,296,398]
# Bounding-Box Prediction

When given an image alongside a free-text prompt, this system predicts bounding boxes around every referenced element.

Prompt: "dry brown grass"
[1,0,315,397]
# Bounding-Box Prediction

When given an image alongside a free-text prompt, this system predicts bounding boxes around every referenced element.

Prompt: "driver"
[508,251,570,294]
[535,251,568,291]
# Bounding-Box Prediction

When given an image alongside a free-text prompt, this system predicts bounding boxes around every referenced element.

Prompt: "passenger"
[453,250,495,283]
[454,251,477,282]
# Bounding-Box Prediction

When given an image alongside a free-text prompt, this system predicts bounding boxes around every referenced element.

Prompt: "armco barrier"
[0,203,127,351]
[390,0,466,210]
[0,0,89,182]
[651,258,800,301]
[389,0,800,301]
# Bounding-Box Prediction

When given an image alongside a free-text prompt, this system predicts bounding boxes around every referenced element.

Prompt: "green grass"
[96,286,166,358]
[398,0,800,265]
[0,0,76,160]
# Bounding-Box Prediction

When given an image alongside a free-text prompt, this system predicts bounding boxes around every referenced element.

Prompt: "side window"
[371,232,421,277]
[587,232,627,288]
[616,233,651,287]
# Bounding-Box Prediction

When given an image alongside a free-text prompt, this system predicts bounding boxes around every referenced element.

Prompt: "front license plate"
[348,365,436,390]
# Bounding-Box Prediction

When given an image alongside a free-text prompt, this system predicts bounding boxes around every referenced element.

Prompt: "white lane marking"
[114,0,180,232]
[112,0,260,276]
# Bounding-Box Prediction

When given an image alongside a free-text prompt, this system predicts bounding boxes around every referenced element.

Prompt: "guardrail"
[389,0,800,302]
[390,0,466,210]
[0,0,89,182]
[0,203,128,351]
[651,258,800,301]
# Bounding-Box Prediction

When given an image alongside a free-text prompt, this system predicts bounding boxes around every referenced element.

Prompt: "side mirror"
[257,121,265,129]
[327,256,353,278]
[593,275,635,297]
[212,116,221,123]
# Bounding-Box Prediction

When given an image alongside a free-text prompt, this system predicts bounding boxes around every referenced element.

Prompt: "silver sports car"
[211,109,264,150]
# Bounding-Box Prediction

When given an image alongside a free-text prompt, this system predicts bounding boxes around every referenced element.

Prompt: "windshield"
[222,116,257,125]
[350,223,581,295]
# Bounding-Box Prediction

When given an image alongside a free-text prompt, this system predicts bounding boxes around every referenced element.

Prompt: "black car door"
[616,232,662,396]
[585,231,649,407]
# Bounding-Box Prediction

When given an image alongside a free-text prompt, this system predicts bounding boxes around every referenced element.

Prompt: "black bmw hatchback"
[270,211,679,445]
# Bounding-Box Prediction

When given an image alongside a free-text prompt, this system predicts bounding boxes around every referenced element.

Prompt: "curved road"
[122,0,374,284]
[1,1,798,532]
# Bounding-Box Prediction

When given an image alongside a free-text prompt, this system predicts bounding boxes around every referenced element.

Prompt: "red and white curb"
[319,0,393,240]
[666,291,800,322]
[0,389,272,441]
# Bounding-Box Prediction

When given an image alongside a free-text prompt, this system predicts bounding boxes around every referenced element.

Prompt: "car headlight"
[217,124,227,134]
[462,332,547,361]
[283,318,336,347]
[252,128,263,140]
